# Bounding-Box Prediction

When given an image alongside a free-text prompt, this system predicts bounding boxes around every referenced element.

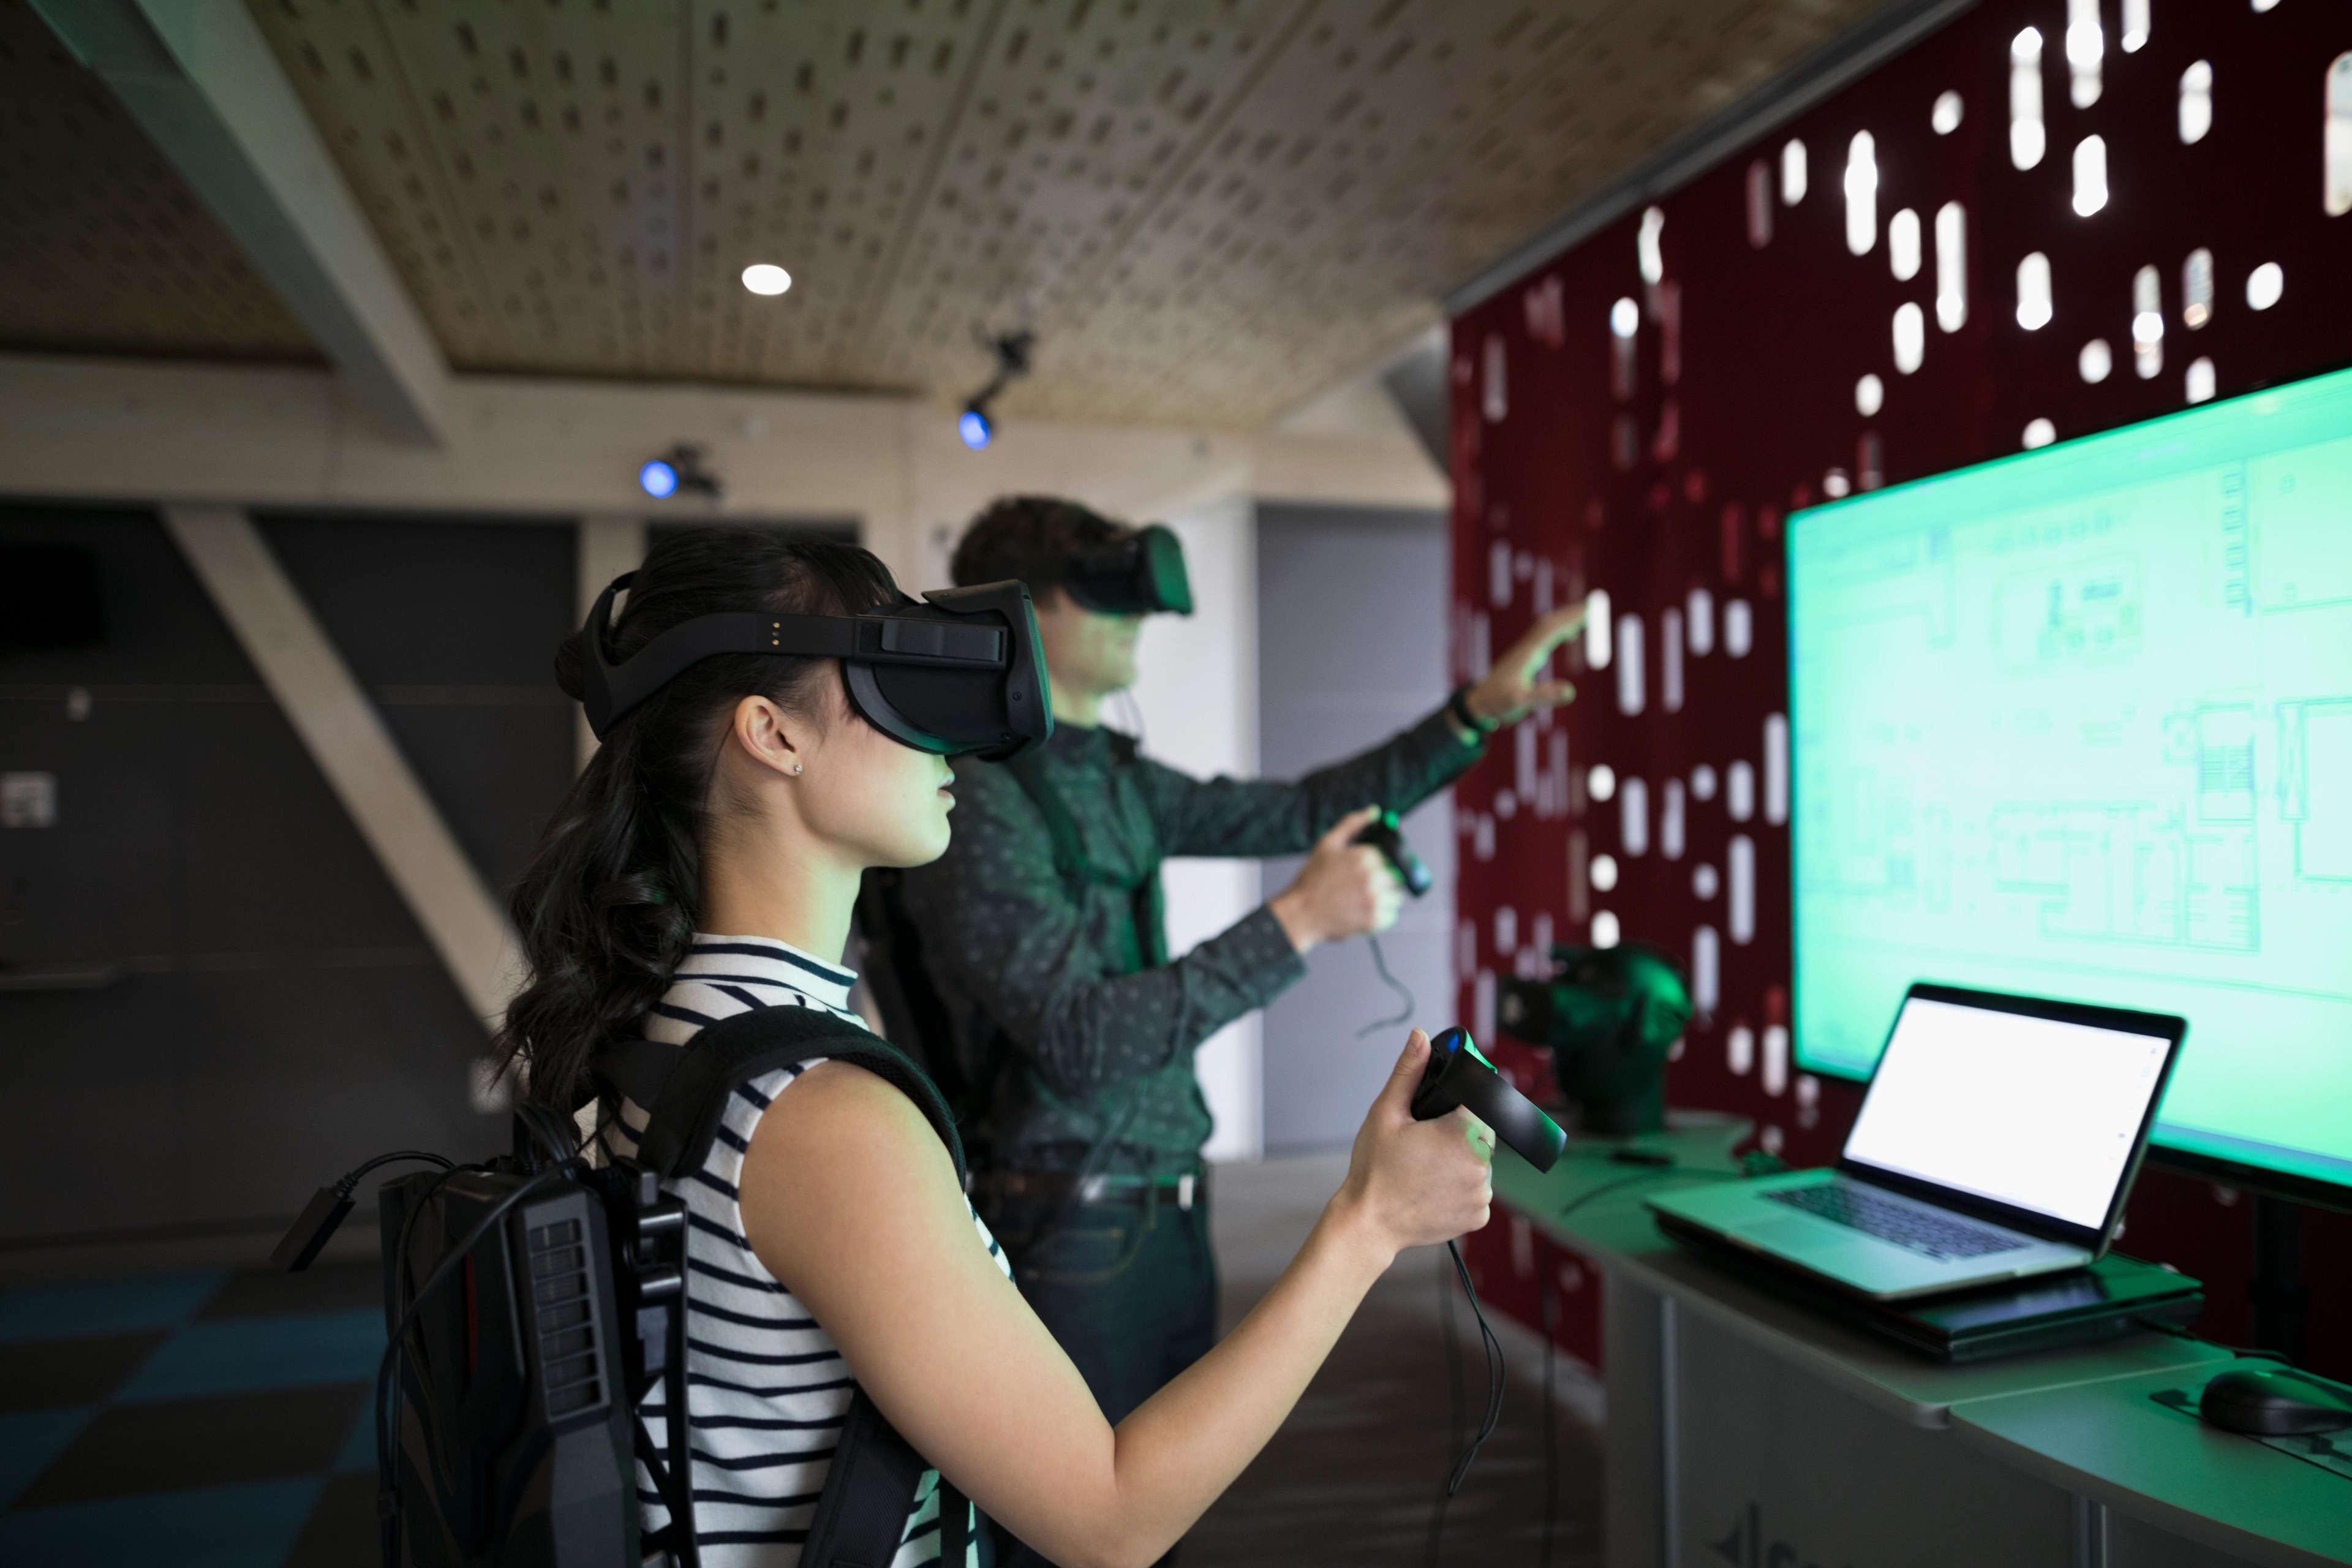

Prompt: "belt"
[974,1167,1204,1211]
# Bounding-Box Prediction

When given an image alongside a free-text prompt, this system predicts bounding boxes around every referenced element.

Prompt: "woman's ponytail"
[496,528,897,1115]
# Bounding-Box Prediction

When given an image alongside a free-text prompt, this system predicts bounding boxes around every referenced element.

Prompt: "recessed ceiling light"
[741,264,792,296]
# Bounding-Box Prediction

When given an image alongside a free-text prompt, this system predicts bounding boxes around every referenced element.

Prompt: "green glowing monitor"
[1789,364,2352,1207]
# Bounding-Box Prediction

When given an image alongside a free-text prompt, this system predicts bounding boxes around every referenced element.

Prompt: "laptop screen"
[1841,994,2174,1231]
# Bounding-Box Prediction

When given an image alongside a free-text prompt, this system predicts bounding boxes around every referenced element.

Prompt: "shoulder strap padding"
[599,1006,965,1182]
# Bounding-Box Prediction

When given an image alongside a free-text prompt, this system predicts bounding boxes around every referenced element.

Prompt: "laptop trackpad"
[1740,1215,1879,1260]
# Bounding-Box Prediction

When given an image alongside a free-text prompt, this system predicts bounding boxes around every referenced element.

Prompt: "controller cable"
[1357,933,1416,1038]
[1423,1158,1746,1566]
[1423,1238,1502,1568]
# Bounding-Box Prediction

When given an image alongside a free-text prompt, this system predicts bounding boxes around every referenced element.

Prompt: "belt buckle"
[1177,1173,1195,1212]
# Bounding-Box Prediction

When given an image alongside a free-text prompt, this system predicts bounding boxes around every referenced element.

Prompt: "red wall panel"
[1449,1,2352,1375]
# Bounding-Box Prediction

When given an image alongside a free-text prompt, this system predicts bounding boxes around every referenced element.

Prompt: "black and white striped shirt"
[605,934,1006,1567]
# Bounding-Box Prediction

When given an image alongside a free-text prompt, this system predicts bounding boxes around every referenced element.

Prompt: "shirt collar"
[676,933,857,1010]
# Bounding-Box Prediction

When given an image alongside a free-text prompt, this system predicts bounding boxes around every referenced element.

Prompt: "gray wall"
[1256,502,1454,1154]
[0,507,577,1240]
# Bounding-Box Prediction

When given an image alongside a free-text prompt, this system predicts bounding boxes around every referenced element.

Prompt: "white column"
[1131,494,1264,1162]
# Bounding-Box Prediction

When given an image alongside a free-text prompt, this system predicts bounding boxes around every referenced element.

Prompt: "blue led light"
[958,409,992,450]
[638,459,679,498]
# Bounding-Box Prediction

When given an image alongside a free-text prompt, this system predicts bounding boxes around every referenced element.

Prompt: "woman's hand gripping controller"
[1334,1030,1496,1258]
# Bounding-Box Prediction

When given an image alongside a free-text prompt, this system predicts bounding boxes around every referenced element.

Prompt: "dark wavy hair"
[950,495,1125,594]
[497,527,898,1115]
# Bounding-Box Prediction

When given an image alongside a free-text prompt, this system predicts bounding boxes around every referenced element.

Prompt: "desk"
[1494,1126,2352,1568]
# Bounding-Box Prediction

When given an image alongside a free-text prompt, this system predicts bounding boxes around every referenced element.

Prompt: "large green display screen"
[1790,364,2352,1196]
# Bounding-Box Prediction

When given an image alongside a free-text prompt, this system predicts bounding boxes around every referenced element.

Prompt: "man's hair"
[951,496,1125,592]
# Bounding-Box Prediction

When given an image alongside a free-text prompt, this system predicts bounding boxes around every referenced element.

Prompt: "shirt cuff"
[1411,704,1488,772]
[1219,903,1310,1000]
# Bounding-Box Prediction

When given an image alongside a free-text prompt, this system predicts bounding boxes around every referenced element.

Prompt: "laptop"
[1647,983,2185,1300]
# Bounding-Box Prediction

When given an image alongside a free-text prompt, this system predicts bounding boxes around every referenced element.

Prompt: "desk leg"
[2073,1495,2111,1568]
[1605,1273,1668,1568]
[1660,1295,1681,1568]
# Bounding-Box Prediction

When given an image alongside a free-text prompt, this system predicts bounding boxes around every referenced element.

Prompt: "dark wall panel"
[262,513,579,897]
[0,507,579,1241]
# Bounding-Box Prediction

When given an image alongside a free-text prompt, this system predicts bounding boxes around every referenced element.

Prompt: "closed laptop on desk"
[1648,984,2185,1300]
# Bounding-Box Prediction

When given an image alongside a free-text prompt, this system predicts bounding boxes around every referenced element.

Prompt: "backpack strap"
[1000,745,1166,969]
[594,1006,985,1568]
[600,1005,966,1183]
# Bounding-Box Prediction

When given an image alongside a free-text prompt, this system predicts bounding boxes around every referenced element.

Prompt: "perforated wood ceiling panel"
[0,0,317,363]
[245,0,1880,426]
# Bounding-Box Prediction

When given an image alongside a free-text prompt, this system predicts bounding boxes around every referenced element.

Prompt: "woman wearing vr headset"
[500,527,1493,1568]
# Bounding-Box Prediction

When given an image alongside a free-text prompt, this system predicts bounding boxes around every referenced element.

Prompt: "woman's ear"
[730,695,809,779]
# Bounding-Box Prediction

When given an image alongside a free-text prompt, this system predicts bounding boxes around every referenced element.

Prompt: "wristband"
[1447,684,1499,739]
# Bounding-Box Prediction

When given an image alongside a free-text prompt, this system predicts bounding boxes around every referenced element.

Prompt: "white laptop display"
[1647,984,2186,1300]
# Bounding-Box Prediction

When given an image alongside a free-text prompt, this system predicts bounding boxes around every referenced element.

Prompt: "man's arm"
[1142,707,1476,861]
[903,763,1305,1101]
[1145,602,1588,858]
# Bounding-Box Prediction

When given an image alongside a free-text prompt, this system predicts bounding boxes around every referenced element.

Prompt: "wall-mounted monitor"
[1789,363,2352,1208]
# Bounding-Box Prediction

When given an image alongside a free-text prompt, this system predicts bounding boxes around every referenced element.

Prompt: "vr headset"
[1496,943,1694,1135]
[1063,522,1193,616]
[578,574,1051,760]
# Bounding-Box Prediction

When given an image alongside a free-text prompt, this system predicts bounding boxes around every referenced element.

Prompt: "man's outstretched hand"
[1461,603,1586,730]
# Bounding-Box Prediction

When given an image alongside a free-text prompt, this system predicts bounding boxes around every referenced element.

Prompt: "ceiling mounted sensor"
[638,443,722,500]
[959,328,1036,451]
[741,263,793,296]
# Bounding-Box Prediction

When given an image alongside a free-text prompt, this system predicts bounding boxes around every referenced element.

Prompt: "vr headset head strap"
[578,573,1025,746]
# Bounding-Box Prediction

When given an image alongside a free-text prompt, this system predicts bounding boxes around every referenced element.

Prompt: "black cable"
[333,1149,454,1196]
[1425,1237,1506,1567]
[1442,1238,1505,1496]
[1427,1245,1464,1568]
[1356,933,1416,1038]
[1419,1160,1744,1565]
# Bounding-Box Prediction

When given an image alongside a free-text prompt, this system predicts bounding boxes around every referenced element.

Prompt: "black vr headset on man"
[578,573,1053,759]
[1061,521,1193,616]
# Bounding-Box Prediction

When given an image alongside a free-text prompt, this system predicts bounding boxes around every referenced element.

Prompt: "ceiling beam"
[31,0,451,445]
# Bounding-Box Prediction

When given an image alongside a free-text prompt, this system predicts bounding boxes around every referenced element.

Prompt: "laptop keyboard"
[1763,1183,2029,1261]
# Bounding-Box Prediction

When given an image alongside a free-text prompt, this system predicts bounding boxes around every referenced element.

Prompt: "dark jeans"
[980,1179,1218,1567]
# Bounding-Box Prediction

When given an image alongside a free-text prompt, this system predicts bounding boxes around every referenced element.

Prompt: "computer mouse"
[2197,1365,2352,1436]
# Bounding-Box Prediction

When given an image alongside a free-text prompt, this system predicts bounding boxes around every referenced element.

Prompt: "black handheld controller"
[1411,1027,1567,1173]
[1352,810,1433,897]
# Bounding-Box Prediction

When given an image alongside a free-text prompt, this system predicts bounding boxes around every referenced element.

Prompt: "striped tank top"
[603,933,1007,1567]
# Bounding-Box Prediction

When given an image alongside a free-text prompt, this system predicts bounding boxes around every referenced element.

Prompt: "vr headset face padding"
[577,573,1052,760]
[1412,1027,1568,1174]
[1065,522,1193,616]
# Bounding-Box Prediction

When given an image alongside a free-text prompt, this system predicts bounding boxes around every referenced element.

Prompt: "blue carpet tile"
[0,1262,384,1566]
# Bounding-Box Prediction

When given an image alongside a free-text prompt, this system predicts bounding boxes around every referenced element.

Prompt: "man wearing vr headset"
[883,496,1583,1502]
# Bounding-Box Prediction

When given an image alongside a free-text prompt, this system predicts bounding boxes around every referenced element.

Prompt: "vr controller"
[1351,810,1433,897]
[1411,1027,1567,1174]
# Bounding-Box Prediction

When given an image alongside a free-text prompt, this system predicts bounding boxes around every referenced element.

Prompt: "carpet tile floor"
[0,1262,382,1567]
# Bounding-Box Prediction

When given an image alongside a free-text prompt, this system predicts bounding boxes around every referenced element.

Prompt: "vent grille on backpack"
[527,1215,607,1418]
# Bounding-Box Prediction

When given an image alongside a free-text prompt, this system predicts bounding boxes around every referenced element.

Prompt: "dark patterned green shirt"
[897,707,1483,1175]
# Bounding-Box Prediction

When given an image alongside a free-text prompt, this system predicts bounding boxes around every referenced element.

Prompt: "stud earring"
[791,763,804,775]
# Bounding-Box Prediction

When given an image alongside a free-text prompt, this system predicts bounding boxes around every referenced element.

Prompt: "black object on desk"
[2199,1365,2352,1435]
[1656,1213,2203,1362]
